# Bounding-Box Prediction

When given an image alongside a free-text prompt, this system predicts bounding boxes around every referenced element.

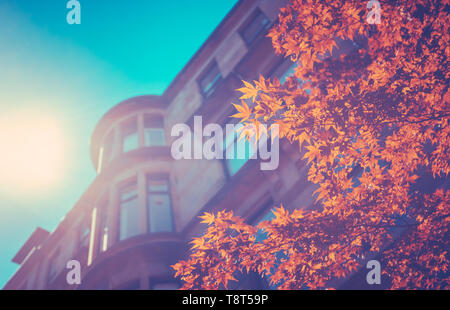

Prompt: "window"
[76,217,91,266]
[97,200,109,253]
[119,181,140,241]
[279,63,298,84]
[121,118,138,153]
[98,131,115,173]
[250,202,280,289]
[147,175,174,233]
[240,9,271,46]
[79,219,90,250]
[254,208,276,242]
[224,123,255,176]
[198,61,222,97]
[144,115,166,146]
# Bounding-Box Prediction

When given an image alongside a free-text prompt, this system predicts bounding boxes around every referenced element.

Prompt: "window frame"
[101,130,115,168]
[143,114,166,147]
[239,8,272,47]
[96,198,109,254]
[78,215,91,251]
[222,119,256,178]
[118,179,140,241]
[120,117,139,153]
[197,60,223,98]
[146,174,175,233]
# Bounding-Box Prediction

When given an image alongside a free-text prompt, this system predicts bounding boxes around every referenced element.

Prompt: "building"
[4,0,416,290]
[4,0,305,290]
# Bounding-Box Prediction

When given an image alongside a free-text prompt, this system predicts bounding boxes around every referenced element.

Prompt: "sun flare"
[0,112,67,194]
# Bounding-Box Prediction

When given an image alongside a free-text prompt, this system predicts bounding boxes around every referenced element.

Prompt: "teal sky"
[0,0,238,288]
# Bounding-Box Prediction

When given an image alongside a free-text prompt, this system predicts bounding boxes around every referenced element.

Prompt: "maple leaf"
[303,144,321,164]
[237,80,259,102]
[190,237,205,250]
[231,100,252,122]
[173,0,449,290]
[329,252,336,262]
[298,131,311,150]
[199,212,215,225]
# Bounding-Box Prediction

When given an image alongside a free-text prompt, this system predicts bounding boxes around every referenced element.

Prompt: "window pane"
[280,63,297,84]
[79,226,90,248]
[235,138,255,159]
[101,227,108,252]
[122,132,138,152]
[148,194,173,233]
[227,157,248,176]
[199,62,222,97]
[224,126,255,176]
[147,179,169,192]
[254,208,276,242]
[121,118,138,153]
[241,10,270,45]
[120,197,140,240]
[224,127,238,149]
[145,128,166,146]
[119,183,139,241]
[121,184,138,201]
[97,206,108,253]
[144,115,164,128]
